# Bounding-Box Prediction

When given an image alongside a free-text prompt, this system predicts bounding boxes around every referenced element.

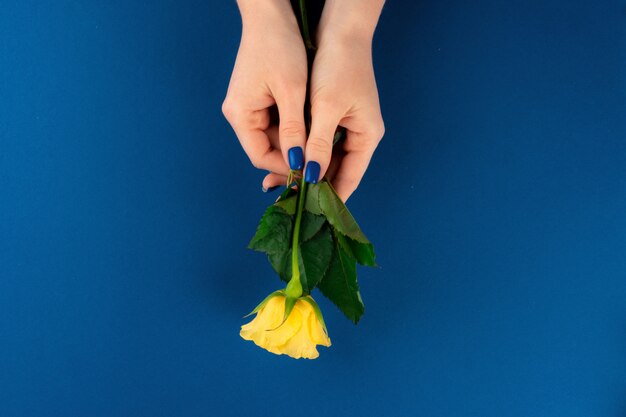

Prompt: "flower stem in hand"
[285,178,308,298]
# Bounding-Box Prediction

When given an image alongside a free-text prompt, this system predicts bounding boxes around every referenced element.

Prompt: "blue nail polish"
[262,185,280,193]
[288,147,304,170]
[304,161,320,184]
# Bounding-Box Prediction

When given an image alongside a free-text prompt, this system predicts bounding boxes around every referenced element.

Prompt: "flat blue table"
[1,1,625,416]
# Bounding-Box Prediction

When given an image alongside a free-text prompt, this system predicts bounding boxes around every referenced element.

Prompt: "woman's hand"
[302,0,386,201]
[222,0,308,177]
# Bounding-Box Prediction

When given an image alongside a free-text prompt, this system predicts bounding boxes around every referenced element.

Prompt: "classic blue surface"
[1,1,625,416]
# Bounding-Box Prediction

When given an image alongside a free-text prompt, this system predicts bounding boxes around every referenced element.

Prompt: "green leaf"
[300,212,326,242]
[277,186,297,202]
[254,179,373,325]
[268,249,290,281]
[304,183,322,215]
[335,230,377,267]
[274,194,297,215]
[267,224,333,293]
[248,206,292,254]
[317,236,365,324]
[317,182,370,244]
[300,224,333,290]
[347,239,377,267]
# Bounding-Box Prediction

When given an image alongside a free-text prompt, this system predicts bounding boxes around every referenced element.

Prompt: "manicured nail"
[262,185,279,193]
[288,147,304,170]
[304,161,320,184]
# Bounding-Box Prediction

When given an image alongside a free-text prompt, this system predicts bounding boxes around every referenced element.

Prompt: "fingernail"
[288,147,304,170]
[304,161,320,184]
[262,185,279,193]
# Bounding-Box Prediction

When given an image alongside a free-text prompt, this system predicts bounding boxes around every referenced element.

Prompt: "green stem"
[286,0,313,299]
[286,178,308,298]
[298,0,315,50]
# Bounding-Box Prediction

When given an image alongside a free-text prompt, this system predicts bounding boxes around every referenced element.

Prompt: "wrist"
[238,0,297,29]
[318,0,384,44]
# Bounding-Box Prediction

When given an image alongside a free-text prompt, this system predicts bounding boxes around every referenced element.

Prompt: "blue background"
[1,1,625,416]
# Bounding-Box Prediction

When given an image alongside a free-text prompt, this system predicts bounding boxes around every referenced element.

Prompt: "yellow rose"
[240,293,331,359]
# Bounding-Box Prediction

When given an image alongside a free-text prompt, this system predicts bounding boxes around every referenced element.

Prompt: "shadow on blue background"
[1,1,625,416]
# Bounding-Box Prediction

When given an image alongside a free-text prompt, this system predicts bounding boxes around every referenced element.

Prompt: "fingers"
[222,102,289,176]
[262,172,288,192]
[276,91,307,170]
[331,126,384,202]
[225,88,383,201]
[304,102,343,183]
[238,130,287,175]
[264,124,280,150]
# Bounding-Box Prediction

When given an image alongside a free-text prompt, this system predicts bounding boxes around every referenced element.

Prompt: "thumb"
[304,105,342,184]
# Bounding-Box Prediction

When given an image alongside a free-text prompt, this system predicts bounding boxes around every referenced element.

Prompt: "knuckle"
[222,99,268,130]
[365,119,386,143]
[374,121,386,141]
[279,120,306,138]
[306,136,332,159]
[276,79,306,99]
[221,98,239,122]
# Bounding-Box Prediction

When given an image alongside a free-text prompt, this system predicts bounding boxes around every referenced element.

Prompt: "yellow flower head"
[240,293,331,359]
